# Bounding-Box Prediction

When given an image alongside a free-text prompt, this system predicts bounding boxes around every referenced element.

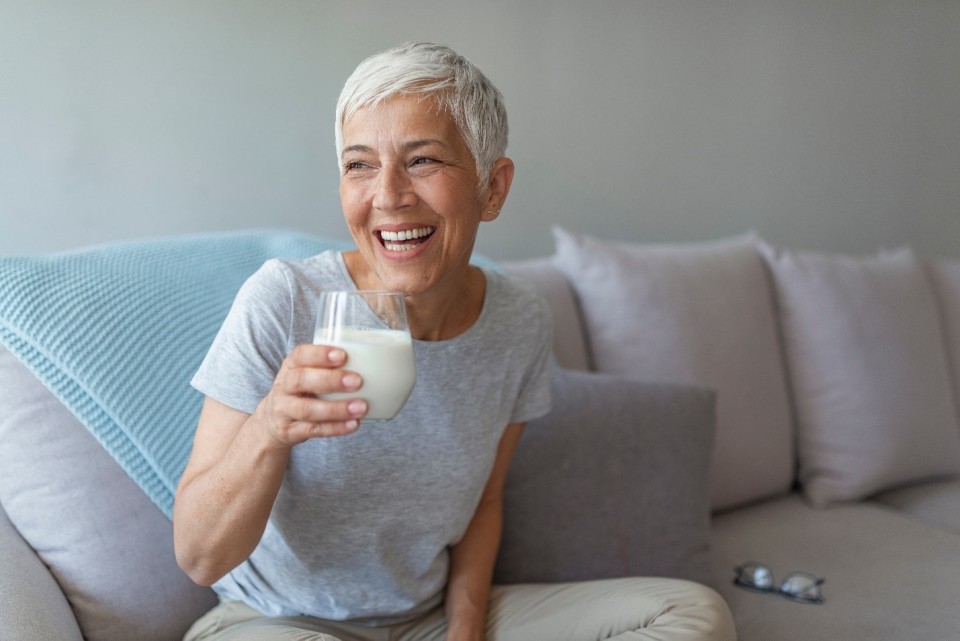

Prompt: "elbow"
[175,549,225,587]
[173,525,227,587]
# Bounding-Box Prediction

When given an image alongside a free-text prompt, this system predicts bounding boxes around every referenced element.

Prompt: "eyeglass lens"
[734,563,825,604]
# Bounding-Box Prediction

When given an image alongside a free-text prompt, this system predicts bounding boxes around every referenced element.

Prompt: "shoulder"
[266,250,343,283]
[243,251,342,293]
[481,268,553,341]
[485,268,551,319]
[230,250,344,318]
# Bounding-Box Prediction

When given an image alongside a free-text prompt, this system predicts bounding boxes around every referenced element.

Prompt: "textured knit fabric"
[190,251,553,626]
[0,230,350,518]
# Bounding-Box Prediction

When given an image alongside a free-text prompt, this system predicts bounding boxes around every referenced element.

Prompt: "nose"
[372,164,415,212]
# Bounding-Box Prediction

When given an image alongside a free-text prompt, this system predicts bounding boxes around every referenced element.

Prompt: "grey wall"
[1,0,958,259]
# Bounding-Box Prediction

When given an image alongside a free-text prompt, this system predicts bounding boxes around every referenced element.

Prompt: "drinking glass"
[314,290,416,421]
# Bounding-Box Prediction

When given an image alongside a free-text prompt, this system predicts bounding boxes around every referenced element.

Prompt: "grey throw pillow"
[495,368,716,585]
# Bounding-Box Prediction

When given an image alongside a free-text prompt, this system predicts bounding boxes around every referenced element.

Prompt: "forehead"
[341,93,464,150]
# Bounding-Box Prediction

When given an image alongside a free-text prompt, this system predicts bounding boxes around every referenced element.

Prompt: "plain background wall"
[1,0,958,259]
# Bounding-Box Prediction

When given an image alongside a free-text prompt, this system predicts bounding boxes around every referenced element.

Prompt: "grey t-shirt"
[191,251,553,625]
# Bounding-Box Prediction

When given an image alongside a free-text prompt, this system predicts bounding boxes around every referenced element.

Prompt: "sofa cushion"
[927,259,960,422]
[0,503,83,641]
[500,257,592,371]
[552,227,794,511]
[758,243,960,506]
[0,347,217,641]
[872,478,960,534]
[494,367,716,585]
[710,493,960,641]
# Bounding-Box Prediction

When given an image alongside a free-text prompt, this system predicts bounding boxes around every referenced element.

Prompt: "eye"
[411,156,439,167]
[343,160,371,174]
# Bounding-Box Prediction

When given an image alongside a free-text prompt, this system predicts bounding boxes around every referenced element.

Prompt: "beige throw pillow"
[759,243,960,506]
[552,227,794,511]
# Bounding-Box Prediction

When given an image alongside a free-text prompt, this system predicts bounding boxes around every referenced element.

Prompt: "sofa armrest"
[0,502,82,641]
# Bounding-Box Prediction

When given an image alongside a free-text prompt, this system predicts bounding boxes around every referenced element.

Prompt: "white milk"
[314,327,416,421]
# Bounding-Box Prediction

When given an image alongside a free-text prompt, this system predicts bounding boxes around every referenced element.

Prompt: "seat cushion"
[0,347,217,641]
[710,494,960,641]
[0,503,83,641]
[872,478,960,534]
[552,227,794,511]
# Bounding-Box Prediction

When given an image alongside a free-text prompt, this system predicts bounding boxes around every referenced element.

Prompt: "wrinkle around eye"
[342,161,376,176]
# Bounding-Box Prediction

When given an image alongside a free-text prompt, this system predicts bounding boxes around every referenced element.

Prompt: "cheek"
[339,185,367,225]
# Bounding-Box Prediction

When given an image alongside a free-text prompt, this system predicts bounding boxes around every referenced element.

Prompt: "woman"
[174,42,736,641]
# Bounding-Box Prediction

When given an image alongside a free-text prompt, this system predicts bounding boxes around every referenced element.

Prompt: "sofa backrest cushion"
[759,243,960,506]
[495,367,716,585]
[500,257,592,371]
[552,227,795,511]
[0,347,217,641]
[928,259,960,425]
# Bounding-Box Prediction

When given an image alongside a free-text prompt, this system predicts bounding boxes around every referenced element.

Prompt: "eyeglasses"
[733,562,825,604]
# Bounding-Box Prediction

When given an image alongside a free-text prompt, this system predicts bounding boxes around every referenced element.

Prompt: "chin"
[378,274,437,298]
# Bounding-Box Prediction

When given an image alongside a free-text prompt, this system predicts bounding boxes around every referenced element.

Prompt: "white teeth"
[380,227,434,242]
[384,241,418,252]
[378,226,435,252]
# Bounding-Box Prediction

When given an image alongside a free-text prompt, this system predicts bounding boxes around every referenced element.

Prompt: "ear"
[480,157,515,222]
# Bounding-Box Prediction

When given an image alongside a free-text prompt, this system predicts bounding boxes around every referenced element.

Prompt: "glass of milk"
[314,290,416,421]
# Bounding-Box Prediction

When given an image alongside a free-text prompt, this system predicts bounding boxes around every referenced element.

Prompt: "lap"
[183,600,391,641]
[183,578,736,641]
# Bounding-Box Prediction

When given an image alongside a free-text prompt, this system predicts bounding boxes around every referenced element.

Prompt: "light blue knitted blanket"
[0,230,350,519]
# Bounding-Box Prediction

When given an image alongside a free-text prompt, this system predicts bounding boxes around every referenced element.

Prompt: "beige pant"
[183,577,737,641]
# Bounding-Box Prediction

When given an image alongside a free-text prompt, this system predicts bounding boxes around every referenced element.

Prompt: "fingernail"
[343,373,361,390]
[329,349,346,363]
[348,400,367,416]
[345,419,359,430]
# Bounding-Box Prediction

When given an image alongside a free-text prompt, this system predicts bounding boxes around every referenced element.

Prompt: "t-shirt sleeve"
[509,294,554,424]
[191,259,294,414]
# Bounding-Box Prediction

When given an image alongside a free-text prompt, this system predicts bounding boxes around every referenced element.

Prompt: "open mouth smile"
[376,226,436,253]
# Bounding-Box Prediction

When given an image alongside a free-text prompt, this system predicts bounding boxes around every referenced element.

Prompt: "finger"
[254,393,367,446]
[289,343,348,369]
[280,364,362,396]
[305,418,363,439]
[272,416,362,443]
[282,395,368,426]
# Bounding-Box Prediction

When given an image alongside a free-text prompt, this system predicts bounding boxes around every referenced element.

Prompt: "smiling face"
[338,93,509,299]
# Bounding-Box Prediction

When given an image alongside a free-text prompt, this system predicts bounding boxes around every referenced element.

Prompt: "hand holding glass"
[314,291,416,421]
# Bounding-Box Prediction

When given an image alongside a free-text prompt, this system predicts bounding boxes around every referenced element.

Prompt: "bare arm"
[444,422,526,641]
[173,344,367,586]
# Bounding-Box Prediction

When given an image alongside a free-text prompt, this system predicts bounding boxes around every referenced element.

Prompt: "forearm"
[173,414,291,586]
[445,496,503,641]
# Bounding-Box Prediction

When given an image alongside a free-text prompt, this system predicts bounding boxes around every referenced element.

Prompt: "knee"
[637,578,737,640]
[574,577,736,640]
[489,577,737,641]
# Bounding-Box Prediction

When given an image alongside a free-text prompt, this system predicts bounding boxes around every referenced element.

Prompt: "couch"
[2,227,960,640]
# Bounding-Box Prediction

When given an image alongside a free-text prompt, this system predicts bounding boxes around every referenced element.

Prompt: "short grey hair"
[335,42,508,192]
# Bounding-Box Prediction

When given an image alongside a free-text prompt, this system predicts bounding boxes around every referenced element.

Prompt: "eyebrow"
[340,139,449,159]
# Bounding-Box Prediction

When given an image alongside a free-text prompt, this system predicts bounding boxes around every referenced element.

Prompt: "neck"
[404,266,486,341]
[342,251,486,341]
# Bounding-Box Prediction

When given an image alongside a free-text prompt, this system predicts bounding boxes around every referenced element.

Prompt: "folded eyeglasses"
[733,562,825,604]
